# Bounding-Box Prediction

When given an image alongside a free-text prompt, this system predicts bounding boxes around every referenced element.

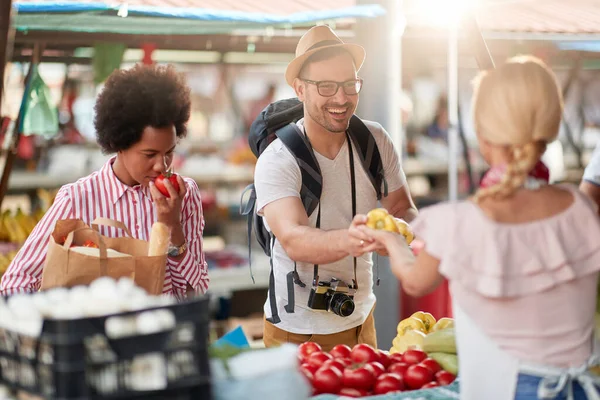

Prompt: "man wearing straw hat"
[254,25,417,350]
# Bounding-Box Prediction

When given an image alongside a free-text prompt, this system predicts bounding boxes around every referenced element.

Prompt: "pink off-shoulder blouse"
[412,185,600,367]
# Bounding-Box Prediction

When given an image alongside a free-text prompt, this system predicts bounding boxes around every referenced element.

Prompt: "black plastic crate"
[1,383,211,400]
[0,295,212,400]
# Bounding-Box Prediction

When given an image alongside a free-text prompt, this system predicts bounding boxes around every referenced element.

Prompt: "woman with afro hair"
[0,64,209,299]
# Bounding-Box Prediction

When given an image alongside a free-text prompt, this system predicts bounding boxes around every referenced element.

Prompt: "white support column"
[355,0,404,350]
[447,18,459,201]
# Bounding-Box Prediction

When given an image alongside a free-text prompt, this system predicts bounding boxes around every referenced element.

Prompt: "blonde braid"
[474,141,544,203]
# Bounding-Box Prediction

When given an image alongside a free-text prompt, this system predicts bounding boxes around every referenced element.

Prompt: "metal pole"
[387,0,402,155]
[447,18,459,201]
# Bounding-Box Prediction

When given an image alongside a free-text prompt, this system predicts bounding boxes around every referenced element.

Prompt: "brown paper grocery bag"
[40,218,167,294]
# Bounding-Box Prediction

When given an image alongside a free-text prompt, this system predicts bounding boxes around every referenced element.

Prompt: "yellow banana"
[15,208,37,235]
[5,215,28,244]
[34,208,46,222]
[0,214,9,242]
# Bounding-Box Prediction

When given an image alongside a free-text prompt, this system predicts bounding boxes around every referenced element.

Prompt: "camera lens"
[329,293,355,317]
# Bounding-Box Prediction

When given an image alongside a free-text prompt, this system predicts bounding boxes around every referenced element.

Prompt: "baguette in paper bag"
[41,218,168,295]
[148,222,170,256]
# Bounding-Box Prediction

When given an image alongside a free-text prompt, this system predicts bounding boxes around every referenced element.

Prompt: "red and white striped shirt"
[0,157,209,299]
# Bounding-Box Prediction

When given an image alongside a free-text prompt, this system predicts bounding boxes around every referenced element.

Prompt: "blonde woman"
[350,56,600,399]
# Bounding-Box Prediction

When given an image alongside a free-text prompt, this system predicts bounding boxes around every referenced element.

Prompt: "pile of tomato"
[297,343,455,397]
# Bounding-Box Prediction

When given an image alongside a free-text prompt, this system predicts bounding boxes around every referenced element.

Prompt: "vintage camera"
[307,277,356,317]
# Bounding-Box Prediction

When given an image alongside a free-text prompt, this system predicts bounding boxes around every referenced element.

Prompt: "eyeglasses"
[301,78,363,97]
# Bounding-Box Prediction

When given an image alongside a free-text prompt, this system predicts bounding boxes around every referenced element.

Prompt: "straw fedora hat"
[285,25,366,87]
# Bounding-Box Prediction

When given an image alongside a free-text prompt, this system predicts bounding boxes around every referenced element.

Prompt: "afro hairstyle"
[94,63,191,153]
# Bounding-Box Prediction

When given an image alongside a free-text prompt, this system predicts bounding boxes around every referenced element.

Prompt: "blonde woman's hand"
[358,225,405,254]
[359,225,415,265]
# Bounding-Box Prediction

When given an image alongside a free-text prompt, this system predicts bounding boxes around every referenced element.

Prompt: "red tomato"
[388,362,409,377]
[373,373,405,395]
[350,343,380,364]
[322,359,346,375]
[365,362,386,378]
[377,350,391,369]
[307,351,333,369]
[389,352,405,365]
[338,387,370,398]
[422,381,440,389]
[337,358,353,368]
[435,370,456,386]
[298,342,322,363]
[342,365,377,391]
[404,365,434,390]
[329,344,352,359]
[82,240,98,248]
[420,358,442,374]
[313,366,343,394]
[155,172,180,198]
[402,349,428,365]
[300,362,319,376]
[300,367,314,384]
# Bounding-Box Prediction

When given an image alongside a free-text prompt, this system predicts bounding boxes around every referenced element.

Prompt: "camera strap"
[346,133,361,290]
[348,133,380,286]
[309,133,360,289]
[281,129,372,318]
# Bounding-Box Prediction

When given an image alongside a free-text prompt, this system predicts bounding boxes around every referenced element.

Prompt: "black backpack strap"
[347,116,388,199]
[311,206,322,287]
[265,234,281,324]
[310,135,362,291]
[274,124,323,315]
[284,268,298,313]
[263,123,325,318]
[239,184,256,284]
[275,123,322,217]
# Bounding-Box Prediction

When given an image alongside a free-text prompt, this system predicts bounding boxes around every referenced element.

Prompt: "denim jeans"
[515,373,591,400]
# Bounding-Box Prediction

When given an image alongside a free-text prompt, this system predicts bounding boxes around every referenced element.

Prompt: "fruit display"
[0,188,57,278]
[365,208,414,244]
[390,312,458,378]
[296,342,456,397]
[422,326,458,376]
[0,247,19,280]
[390,312,455,354]
[0,209,42,277]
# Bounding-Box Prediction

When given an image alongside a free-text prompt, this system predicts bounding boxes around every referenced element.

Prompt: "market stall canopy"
[400,0,600,72]
[12,1,386,35]
[403,0,600,35]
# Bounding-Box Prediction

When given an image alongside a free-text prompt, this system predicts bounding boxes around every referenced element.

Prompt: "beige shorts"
[263,305,377,352]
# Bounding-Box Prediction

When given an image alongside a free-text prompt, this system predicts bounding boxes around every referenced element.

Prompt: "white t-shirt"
[583,141,600,186]
[254,118,407,334]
